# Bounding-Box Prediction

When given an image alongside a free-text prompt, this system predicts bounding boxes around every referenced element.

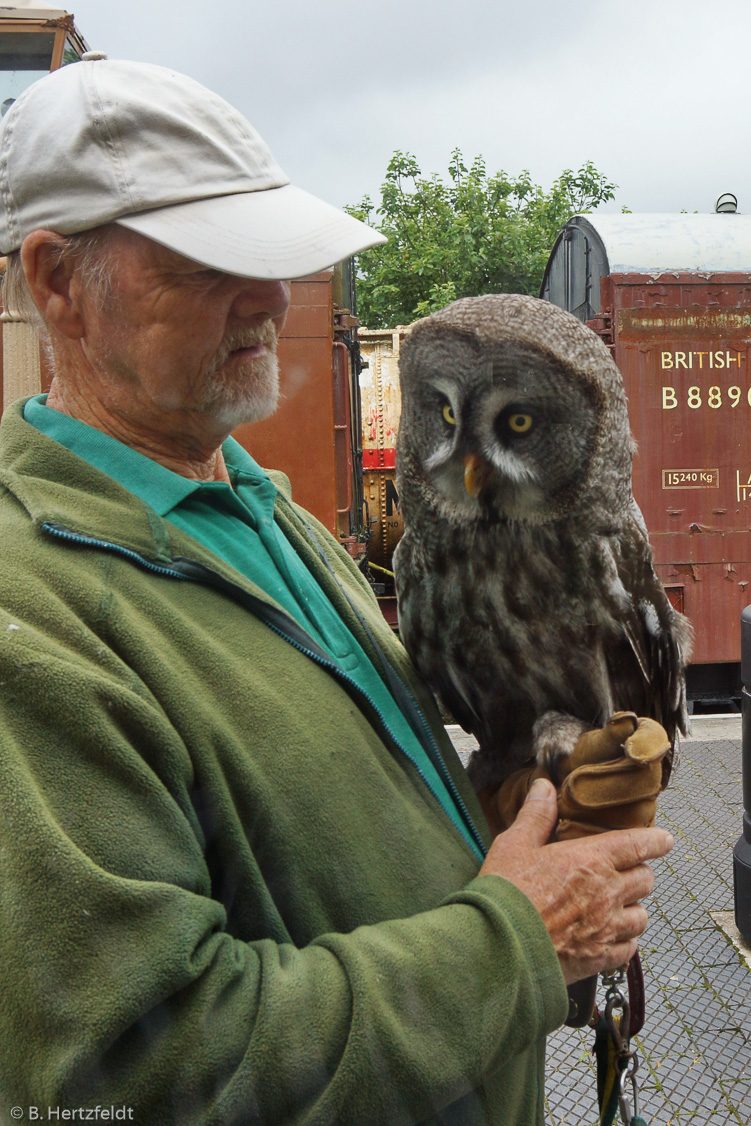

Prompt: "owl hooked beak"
[464,454,492,498]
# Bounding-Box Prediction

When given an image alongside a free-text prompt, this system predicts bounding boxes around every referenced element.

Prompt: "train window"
[0,31,55,116]
[62,36,83,66]
[663,585,685,615]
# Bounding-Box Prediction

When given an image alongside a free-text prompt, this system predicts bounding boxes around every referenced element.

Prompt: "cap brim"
[115,183,386,279]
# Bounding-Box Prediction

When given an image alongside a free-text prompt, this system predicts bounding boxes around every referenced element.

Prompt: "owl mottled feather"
[394,294,691,790]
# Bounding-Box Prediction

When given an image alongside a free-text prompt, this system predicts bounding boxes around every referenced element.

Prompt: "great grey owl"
[393,294,692,793]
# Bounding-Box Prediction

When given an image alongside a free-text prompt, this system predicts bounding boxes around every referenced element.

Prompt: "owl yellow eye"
[442,403,456,426]
[508,413,533,434]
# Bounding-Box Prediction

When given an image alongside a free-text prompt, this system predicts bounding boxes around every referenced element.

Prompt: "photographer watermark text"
[9,1108,133,1121]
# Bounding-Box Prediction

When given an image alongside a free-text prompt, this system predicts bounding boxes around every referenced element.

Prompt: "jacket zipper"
[42,522,487,860]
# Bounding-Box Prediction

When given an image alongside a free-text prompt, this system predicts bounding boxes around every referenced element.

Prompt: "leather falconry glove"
[555,711,671,840]
[483,711,672,840]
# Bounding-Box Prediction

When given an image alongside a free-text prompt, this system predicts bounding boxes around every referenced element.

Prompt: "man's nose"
[229,278,291,325]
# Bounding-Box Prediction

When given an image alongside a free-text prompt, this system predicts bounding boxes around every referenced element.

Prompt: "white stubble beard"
[201,319,281,429]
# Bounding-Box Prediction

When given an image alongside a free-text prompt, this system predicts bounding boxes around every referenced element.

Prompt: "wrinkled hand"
[479,711,672,838]
[479,778,673,985]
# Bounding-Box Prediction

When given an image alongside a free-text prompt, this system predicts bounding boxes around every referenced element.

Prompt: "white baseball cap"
[0,57,386,279]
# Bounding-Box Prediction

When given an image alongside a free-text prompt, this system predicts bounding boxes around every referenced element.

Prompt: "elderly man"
[0,57,671,1124]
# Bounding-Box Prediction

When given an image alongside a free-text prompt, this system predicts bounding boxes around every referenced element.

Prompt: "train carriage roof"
[569,213,751,273]
[541,213,751,320]
[0,3,71,15]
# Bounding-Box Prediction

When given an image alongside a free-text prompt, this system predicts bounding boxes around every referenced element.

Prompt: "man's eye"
[179,268,222,286]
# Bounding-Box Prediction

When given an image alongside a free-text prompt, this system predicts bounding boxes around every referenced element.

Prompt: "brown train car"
[238,265,366,555]
[541,209,751,703]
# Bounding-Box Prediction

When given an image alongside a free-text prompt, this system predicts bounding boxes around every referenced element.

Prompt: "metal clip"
[602,964,627,988]
[604,979,631,1053]
[602,964,628,999]
[617,1052,640,1124]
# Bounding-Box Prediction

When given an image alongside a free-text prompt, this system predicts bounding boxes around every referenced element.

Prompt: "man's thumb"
[514,777,558,842]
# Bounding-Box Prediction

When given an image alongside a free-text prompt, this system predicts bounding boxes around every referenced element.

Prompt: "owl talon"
[532,712,589,786]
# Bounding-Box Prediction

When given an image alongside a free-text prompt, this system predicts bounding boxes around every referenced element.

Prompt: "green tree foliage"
[345,150,617,329]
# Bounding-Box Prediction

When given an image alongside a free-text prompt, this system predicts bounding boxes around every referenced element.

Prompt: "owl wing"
[604,502,692,745]
[427,655,478,730]
[395,544,479,735]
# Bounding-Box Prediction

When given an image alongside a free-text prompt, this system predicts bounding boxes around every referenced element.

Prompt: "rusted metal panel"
[233,272,345,536]
[359,327,404,461]
[361,468,400,571]
[332,340,353,519]
[602,271,751,666]
[283,301,329,339]
[358,327,408,572]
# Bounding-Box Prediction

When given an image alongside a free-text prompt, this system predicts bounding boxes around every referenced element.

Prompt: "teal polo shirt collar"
[23,394,271,517]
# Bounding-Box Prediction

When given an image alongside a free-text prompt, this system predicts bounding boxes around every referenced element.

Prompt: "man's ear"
[19,230,84,340]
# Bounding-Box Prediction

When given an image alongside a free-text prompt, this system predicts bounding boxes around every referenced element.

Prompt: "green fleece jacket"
[0,400,568,1124]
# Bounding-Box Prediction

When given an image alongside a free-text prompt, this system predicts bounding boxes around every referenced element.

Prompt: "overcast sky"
[63,0,749,218]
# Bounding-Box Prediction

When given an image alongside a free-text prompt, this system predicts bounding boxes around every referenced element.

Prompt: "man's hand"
[479,778,674,985]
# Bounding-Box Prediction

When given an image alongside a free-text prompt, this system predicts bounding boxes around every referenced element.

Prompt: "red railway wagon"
[541,211,751,702]
[238,265,365,551]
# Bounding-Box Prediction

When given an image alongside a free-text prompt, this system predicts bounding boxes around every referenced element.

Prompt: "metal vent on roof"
[716,193,738,214]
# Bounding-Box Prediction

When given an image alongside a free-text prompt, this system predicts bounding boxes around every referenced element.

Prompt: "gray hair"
[2,226,118,333]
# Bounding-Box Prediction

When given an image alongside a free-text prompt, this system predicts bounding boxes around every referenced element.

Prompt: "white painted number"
[661,385,751,409]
